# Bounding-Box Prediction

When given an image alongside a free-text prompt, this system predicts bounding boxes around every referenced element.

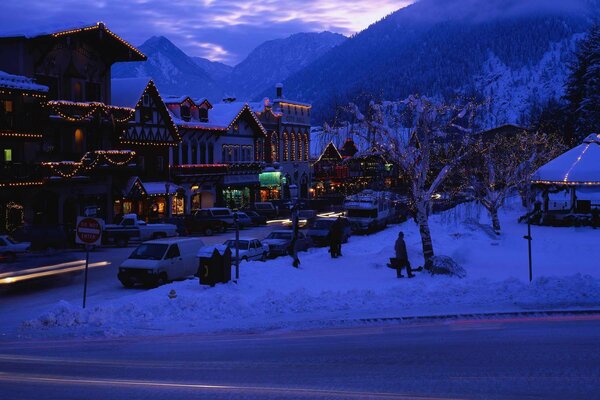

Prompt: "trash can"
[197,246,232,287]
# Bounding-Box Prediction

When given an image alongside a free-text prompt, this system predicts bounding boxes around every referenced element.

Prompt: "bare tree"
[468,130,564,234]
[343,95,478,263]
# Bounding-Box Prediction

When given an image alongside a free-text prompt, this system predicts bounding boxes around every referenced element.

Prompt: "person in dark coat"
[329,217,344,258]
[394,231,414,278]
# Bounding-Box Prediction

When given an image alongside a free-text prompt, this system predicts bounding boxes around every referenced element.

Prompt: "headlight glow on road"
[0,261,111,285]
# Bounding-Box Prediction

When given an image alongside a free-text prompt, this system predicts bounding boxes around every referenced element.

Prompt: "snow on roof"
[170,101,265,134]
[532,134,600,185]
[0,70,48,92]
[111,77,151,108]
[143,181,182,196]
[164,95,193,105]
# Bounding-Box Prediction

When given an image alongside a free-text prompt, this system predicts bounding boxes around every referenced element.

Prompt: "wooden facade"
[0,23,146,232]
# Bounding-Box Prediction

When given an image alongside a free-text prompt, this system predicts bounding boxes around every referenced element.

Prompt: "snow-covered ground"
[21,200,600,338]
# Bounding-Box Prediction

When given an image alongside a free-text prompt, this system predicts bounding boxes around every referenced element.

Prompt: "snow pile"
[426,256,467,278]
[23,202,600,338]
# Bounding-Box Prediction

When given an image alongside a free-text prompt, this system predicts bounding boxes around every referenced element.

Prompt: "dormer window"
[180,105,191,121]
[199,108,208,122]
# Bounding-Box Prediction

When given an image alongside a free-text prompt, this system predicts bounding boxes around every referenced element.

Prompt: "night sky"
[0,0,413,65]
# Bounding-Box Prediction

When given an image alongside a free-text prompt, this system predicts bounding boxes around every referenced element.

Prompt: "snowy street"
[2,202,599,340]
[1,314,599,399]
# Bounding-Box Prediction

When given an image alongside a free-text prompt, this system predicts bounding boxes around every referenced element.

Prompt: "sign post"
[75,217,103,308]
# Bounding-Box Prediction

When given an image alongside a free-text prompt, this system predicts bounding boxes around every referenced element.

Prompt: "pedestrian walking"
[394,231,414,278]
[329,217,344,258]
[290,236,301,267]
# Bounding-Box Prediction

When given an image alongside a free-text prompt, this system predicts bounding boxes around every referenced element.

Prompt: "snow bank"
[24,202,600,338]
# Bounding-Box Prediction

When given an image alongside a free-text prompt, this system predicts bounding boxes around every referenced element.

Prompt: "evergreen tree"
[565,25,600,143]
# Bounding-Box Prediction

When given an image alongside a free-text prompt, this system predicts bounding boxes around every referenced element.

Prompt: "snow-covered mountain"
[112,32,346,102]
[112,36,223,99]
[191,57,233,83]
[226,32,346,100]
[278,0,600,127]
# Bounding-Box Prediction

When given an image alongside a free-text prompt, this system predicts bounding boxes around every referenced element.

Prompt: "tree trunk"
[490,206,501,234]
[416,201,434,263]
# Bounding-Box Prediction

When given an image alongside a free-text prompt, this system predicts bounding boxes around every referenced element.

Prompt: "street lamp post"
[234,211,240,281]
[165,183,172,218]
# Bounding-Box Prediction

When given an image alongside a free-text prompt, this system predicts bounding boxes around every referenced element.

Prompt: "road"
[0,223,283,337]
[0,314,598,399]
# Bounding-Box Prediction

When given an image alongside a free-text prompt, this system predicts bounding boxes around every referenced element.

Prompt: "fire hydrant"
[168,289,177,299]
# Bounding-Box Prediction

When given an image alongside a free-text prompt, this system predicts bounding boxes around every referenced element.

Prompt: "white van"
[118,237,205,287]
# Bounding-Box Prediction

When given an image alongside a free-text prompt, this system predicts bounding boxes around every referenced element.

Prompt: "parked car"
[191,208,235,229]
[282,209,317,229]
[305,218,352,247]
[0,235,31,262]
[251,202,278,218]
[11,225,69,251]
[244,210,267,226]
[223,238,269,261]
[234,212,254,228]
[104,214,178,247]
[162,217,189,237]
[262,230,311,257]
[118,237,205,288]
[184,213,226,236]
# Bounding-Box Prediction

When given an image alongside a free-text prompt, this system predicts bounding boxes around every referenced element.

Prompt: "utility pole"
[234,211,240,281]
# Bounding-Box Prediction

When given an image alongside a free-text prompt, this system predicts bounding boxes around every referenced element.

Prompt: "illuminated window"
[271,132,278,162]
[2,100,13,113]
[304,134,309,161]
[297,137,303,162]
[283,132,289,161]
[73,81,83,102]
[74,129,84,153]
[290,133,296,161]
[3,149,12,162]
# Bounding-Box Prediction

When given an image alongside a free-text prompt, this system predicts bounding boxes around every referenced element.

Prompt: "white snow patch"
[24,201,600,338]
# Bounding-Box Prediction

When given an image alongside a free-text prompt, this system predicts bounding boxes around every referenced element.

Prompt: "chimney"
[276,83,283,98]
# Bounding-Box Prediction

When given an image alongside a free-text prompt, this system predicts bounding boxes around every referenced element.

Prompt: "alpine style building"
[0,22,145,231]
[253,84,311,201]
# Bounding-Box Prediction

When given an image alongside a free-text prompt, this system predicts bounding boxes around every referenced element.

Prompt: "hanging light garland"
[41,150,136,179]
[0,131,43,139]
[46,100,135,123]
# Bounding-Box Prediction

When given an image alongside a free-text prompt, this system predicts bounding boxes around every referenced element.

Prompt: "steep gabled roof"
[317,141,343,163]
[170,101,266,135]
[0,22,146,62]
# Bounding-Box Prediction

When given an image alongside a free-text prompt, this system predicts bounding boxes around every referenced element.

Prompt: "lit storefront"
[118,178,184,221]
[259,170,282,201]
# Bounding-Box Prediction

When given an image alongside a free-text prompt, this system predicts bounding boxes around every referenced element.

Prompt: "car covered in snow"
[262,230,311,257]
[0,235,31,261]
[223,238,269,261]
[118,237,205,287]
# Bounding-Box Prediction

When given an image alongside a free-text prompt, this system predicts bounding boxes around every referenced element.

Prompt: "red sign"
[76,217,103,245]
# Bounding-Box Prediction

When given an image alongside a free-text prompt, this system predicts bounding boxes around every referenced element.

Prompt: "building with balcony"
[0,23,146,231]
[165,97,267,211]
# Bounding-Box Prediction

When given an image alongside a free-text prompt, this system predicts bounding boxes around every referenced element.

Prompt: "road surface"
[0,314,599,399]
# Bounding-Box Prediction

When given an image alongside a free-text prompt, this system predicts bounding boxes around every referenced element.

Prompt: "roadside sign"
[75,217,103,246]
